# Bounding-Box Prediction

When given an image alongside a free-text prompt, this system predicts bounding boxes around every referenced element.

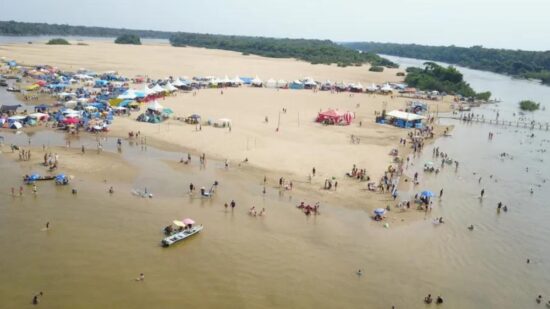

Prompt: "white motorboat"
[161,225,203,247]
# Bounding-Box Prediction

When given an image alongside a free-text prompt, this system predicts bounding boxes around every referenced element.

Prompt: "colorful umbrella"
[183,218,195,225]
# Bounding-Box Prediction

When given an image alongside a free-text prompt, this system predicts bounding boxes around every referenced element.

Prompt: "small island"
[405,62,491,100]
[115,34,141,45]
[519,100,540,111]
[46,38,70,45]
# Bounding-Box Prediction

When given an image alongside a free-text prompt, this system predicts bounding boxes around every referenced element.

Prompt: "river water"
[0,46,549,308]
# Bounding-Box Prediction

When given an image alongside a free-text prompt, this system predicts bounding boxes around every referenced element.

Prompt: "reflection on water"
[0,54,549,308]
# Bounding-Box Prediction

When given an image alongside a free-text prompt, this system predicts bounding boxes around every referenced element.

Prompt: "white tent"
[215,118,232,127]
[232,76,243,85]
[277,79,288,88]
[381,84,393,93]
[118,89,138,100]
[152,84,165,93]
[164,82,178,92]
[266,78,277,88]
[387,110,426,121]
[64,100,77,108]
[8,115,26,121]
[251,76,263,86]
[367,83,378,92]
[147,100,164,112]
[142,86,155,96]
[303,78,317,86]
[28,112,48,119]
[172,79,185,87]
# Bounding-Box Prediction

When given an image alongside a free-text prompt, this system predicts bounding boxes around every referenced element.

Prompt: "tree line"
[0,20,396,68]
[344,42,550,86]
[169,32,396,67]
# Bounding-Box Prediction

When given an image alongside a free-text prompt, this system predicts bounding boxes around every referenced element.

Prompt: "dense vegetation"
[369,66,384,72]
[169,33,397,67]
[344,42,550,86]
[0,20,172,38]
[519,100,540,111]
[115,34,141,45]
[46,38,70,45]
[405,62,490,99]
[0,20,396,68]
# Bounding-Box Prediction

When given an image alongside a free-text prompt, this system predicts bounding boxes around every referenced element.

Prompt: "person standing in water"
[480,189,485,198]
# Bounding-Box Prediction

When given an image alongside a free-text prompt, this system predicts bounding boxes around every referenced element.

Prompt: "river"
[0,45,549,308]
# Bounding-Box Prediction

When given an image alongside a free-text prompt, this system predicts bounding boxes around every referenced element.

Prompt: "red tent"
[317,109,353,125]
[35,80,47,87]
[63,117,80,125]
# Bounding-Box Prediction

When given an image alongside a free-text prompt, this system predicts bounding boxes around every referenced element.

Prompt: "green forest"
[0,20,395,68]
[0,20,171,38]
[344,42,550,85]
[169,33,396,67]
[405,62,491,99]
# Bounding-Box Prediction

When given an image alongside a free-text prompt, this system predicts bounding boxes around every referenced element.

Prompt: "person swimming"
[436,296,444,304]
[536,295,542,304]
[356,269,362,276]
[468,225,474,231]
[424,294,433,304]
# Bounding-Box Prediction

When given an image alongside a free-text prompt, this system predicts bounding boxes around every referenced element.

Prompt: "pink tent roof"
[318,109,342,118]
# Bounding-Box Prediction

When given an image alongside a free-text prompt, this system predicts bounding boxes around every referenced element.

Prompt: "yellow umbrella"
[173,220,185,227]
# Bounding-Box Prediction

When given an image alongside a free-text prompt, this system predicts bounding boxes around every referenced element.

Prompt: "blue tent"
[7,60,17,67]
[95,80,109,87]
[118,99,134,107]
[34,104,50,112]
[240,77,253,85]
[48,84,67,90]
[289,81,304,90]
[420,191,434,198]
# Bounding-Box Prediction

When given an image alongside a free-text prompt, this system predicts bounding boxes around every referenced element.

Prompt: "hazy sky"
[1,0,549,51]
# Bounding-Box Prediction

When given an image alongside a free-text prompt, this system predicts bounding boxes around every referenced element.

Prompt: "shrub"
[115,34,141,45]
[519,100,540,111]
[46,38,70,45]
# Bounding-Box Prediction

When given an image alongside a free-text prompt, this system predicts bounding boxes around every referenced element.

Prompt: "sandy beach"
[2,39,452,211]
[1,40,404,84]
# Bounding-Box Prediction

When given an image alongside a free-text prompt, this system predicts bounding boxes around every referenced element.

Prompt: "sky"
[1,0,549,51]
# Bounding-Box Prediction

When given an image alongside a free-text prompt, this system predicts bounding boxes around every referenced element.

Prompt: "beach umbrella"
[420,191,434,198]
[173,220,185,227]
[183,218,195,225]
[374,208,386,216]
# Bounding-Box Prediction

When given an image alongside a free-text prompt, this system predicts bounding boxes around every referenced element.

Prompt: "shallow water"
[1,55,550,308]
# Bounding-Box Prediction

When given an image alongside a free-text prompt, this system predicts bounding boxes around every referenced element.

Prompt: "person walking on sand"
[312,167,316,177]
[440,189,443,199]
[230,200,236,210]
[11,187,15,197]
[32,184,37,195]
[19,186,23,196]
[81,145,85,154]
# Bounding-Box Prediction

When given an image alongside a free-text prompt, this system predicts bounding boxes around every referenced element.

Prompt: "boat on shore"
[7,87,21,92]
[23,173,55,184]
